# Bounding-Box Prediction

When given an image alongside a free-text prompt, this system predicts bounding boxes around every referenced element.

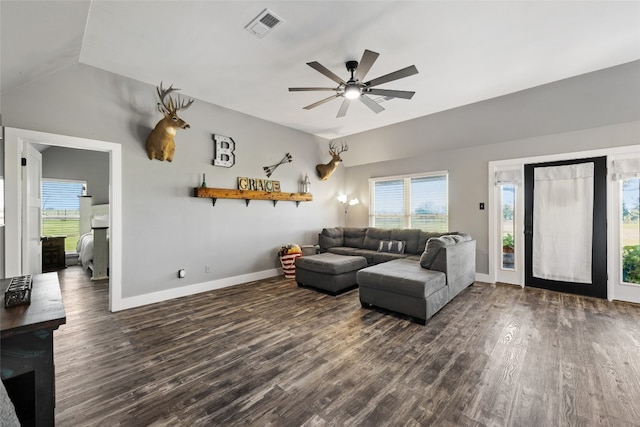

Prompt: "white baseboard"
[475,273,492,283]
[117,268,282,311]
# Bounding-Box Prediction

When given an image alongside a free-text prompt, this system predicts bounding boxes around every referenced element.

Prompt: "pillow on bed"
[377,240,406,254]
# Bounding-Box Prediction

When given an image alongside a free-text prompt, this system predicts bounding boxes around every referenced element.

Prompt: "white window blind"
[42,179,86,251]
[369,172,448,231]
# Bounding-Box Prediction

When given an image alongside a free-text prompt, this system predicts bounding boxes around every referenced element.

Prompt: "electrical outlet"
[205,265,211,273]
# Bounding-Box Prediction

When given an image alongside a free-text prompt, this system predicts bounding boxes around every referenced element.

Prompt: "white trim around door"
[3,127,123,311]
[488,144,640,303]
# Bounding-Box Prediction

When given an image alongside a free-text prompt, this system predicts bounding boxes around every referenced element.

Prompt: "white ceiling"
[2,1,639,140]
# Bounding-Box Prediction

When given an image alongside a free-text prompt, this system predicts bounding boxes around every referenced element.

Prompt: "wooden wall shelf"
[193,187,313,207]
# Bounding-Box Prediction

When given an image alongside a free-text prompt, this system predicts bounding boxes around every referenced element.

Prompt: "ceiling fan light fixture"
[289,49,418,117]
[344,82,361,99]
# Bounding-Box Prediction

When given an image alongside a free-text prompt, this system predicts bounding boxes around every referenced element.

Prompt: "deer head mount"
[316,141,348,181]
[145,82,194,162]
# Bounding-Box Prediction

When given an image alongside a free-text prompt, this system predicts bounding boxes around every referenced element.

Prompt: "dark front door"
[524,157,607,298]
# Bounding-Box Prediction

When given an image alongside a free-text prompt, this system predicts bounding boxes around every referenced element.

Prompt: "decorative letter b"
[213,134,236,167]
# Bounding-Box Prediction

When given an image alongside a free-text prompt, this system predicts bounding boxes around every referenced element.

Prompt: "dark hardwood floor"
[54,266,640,426]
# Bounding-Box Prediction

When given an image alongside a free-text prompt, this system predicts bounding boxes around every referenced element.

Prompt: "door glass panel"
[622,178,640,285]
[501,184,515,270]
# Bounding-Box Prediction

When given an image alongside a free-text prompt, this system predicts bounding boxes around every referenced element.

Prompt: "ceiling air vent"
[245,9,284,38]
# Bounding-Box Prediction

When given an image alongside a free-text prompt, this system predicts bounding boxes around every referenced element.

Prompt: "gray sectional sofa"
[318,226,430,264]
[310,226,476,324]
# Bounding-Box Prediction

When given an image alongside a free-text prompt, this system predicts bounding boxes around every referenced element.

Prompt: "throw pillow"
[420,236,456,269]
[377,240,406,254]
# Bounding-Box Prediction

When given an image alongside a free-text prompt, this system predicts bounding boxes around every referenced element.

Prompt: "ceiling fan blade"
[359,95,385,114]
[365,65,419,88]
[336,98,351,118]
[354,49,379,82]
[289,87,338,92]
[307,61,346,85]
[303,94,340,110]
[365,88,416,99]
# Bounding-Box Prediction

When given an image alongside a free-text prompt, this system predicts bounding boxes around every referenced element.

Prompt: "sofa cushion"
[377,240,406,254]
[319,227,344,251]
[372,251,411,264]
[417,231,447,254]
[389,229,421,254]
[363,228,391,250]
[327,247,376,264]
[343,227,366,248]
[327,247,361,256]
[357,259,446,299]
[420,235,457,269]
[348,249,378,265]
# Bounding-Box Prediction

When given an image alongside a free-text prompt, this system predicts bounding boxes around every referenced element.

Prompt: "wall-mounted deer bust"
[316,141,348,181]
[145,82,194,162]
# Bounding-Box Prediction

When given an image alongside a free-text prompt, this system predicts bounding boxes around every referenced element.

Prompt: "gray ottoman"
[295,253,367,295]
[357,259,448,324]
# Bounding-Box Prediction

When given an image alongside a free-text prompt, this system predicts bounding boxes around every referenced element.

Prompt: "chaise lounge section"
[357,259,448,324]
[357,234,476,324]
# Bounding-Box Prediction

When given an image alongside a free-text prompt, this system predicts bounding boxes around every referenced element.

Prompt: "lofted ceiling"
[1,1,639,140]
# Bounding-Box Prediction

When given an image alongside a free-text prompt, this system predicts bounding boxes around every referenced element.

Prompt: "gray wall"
[41,146,109,204]
[1,63,343,298]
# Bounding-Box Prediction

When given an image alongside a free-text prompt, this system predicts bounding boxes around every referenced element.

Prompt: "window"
[621,177,640,285]
[369,172,448,231]
[42,179,86,252]
[501,184,515,270]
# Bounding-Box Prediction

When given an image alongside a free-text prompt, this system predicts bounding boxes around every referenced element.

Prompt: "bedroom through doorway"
[4,127,122,311]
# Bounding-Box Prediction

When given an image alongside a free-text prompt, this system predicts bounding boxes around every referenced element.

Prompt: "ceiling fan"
[289,49,418,118]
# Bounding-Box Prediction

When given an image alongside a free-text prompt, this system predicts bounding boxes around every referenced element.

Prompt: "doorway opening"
[3,127,122,311]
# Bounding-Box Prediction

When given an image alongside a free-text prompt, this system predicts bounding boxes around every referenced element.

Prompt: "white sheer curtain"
[533,163,594,284]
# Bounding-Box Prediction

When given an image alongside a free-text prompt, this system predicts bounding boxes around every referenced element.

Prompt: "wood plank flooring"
[54,266,640,426]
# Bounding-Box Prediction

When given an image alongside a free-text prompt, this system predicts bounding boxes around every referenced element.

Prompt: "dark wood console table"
[1,273,66,426]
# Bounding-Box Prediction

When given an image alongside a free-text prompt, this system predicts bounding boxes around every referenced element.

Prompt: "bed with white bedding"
[77,202,109,280]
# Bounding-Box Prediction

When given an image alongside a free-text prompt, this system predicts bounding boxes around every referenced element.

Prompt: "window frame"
[368,170,449,231]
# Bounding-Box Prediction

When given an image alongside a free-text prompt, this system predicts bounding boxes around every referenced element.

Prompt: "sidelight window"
[501,184,516,270]
[621,178,640,285]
